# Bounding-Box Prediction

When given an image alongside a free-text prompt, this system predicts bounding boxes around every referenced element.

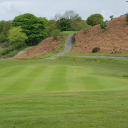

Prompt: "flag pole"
[72,57,75,72]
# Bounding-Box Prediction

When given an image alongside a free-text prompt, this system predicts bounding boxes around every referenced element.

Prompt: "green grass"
[0,57,128,128]
[65,51,128,57]
[59,31,77,36]
[0,45,30,59]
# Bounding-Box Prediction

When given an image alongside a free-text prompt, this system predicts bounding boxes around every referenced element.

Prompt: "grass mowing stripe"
[0,66,28,93]
[81,76,103,91]
[26,66,56,93]
[4,65,48,94]
[45,66,68,92]
[97,76,128,90]
[66,66,86,92]
[0,65,26,77]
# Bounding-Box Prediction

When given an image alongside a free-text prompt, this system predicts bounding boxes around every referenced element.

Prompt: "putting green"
[0,64,128,94]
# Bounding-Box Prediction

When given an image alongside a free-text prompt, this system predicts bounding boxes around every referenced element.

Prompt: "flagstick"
[72,61,74,72]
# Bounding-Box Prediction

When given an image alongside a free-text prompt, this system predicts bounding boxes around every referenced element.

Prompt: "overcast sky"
[0,0,128,21]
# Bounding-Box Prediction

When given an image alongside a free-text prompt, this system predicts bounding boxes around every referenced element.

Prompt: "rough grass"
[0,58,128,128]
[65,50,128,57]
[59,31,77,37]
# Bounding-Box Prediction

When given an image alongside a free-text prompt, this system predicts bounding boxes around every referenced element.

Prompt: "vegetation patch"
[92,47,100,53]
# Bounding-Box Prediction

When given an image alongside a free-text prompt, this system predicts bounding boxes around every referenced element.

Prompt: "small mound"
[72,15,128,53]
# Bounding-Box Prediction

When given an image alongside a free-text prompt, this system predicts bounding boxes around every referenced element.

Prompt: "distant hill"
[72,15,128,53]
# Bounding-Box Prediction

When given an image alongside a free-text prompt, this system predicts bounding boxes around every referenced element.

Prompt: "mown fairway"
[0,57,128,128]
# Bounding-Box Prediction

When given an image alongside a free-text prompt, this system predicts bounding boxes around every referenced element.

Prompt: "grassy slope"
[0,58,128,128]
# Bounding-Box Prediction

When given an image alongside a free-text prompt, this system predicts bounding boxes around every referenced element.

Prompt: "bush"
[0,34,6,42]
[92,47,100,53]
[72,34,75,44]
[126,14,128,23]
[51,29,60,39]
[86,14,103,26]
[110,15,114,20]
[0,42,26,56]
[56,18,75,31]
[100,21,107,30]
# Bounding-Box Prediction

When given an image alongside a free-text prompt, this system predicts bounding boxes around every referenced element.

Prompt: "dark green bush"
[0,42,26,56]
[0,34,6,42]
[126,14,128,23]
[72,34,75,44]
[87,14,103,26]
[51,29,60,39]
[100,21,107,30]
[92,47,100,53]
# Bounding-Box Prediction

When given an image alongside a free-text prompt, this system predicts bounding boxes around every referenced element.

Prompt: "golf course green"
[0,57,128,128]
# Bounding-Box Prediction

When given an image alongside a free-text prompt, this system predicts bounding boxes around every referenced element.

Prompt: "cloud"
[0,0,128,21]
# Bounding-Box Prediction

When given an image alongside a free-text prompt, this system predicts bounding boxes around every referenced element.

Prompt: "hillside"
[72,15,128,53]
[13,37,66,59]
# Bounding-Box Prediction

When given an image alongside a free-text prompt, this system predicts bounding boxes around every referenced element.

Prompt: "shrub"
[0,34,6,42]
[110,15,114,20]
[92,47,100,53]
[126,14,128,23]
[72,34,75,44]
[86,14,103,26]
[51,29,60,39]
[100,21,107,30]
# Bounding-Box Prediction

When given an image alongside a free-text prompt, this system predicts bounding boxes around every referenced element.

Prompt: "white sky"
[0,0,128,21]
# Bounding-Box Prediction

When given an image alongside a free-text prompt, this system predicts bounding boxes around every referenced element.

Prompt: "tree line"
[1,10,127,57]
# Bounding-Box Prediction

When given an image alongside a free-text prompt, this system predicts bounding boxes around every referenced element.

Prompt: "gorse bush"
[92,47,100,53]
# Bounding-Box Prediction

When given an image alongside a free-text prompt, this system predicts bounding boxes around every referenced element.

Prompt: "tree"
[126,14,128,23]
[53,10,82,21]
[110,15,114,20]
[0,20,5,34]
[63,10,82,21]
[0,34,6,43]
[86,14,103,26]
[72,20,92,31]
[56,18,74,31]
[51,29,60,39]
[2,21,11,35]
[100,21,107,30]
[46,20,56,37]
[8,26,28,50]
[54,14,62,21]
[11,13,47,45]
[40,17,48,26]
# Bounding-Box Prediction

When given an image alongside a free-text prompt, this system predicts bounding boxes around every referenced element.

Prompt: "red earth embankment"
[13,37,65,59]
